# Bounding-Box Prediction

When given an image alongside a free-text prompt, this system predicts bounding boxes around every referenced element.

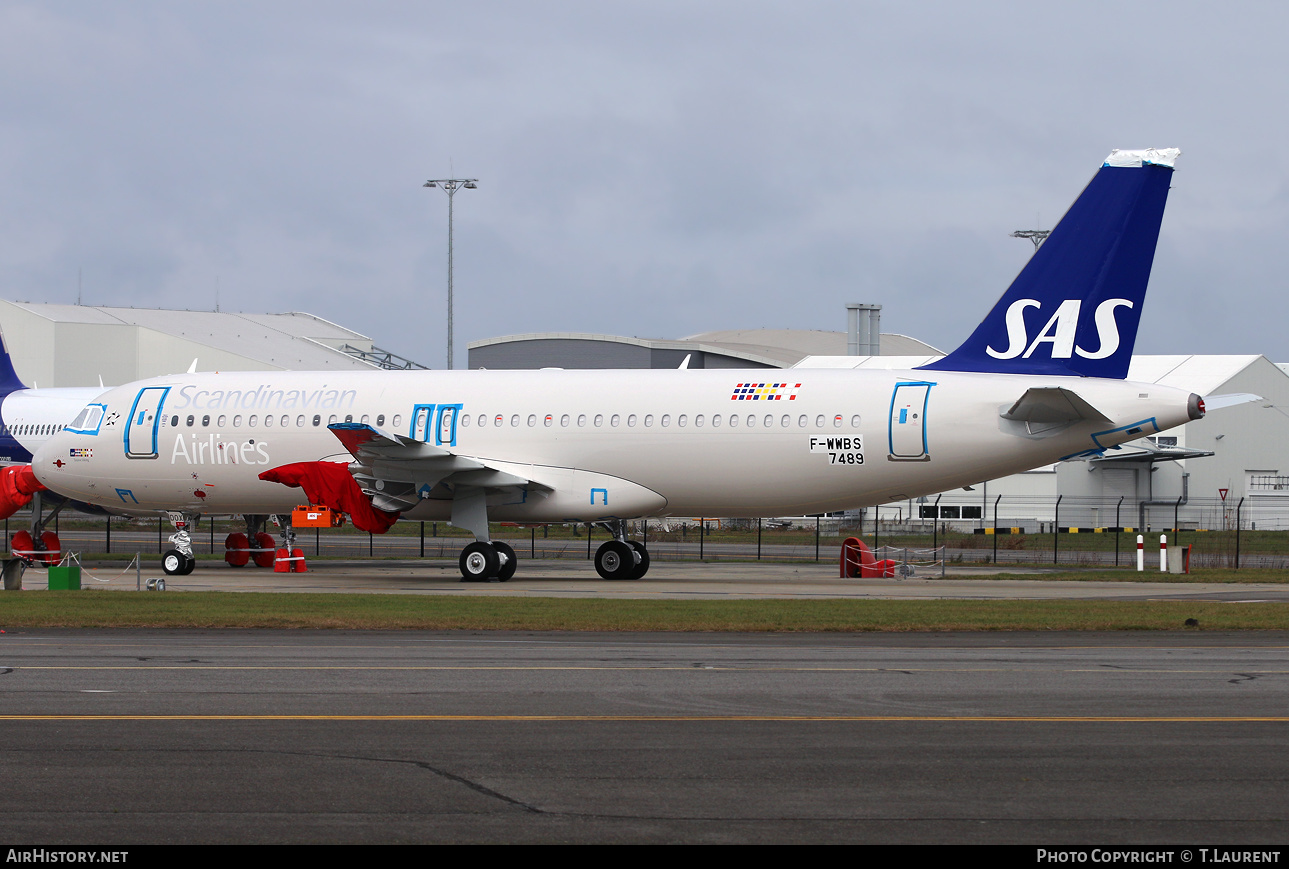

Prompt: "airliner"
[0,339,111,565]
[30,148,1205,581]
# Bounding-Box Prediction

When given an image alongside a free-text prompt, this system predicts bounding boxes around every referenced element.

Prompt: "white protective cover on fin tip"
[1103,148,1181,168]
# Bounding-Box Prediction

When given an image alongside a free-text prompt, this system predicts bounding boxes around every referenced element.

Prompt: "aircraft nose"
[31,431,71,488]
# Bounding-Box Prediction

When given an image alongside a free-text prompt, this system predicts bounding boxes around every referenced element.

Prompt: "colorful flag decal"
[730,383,802,401]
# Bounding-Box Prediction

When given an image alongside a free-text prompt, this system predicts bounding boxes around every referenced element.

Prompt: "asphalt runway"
[3,629,1289,844]
[42,556,1289,601]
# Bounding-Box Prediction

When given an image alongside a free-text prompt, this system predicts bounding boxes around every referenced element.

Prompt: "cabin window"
[644,414,653,427]
[577,414,586,427]
[234,415,243,426]
[171,416,179,427]
[313,415,321,427]
[217,415,227,427]
[833,415,842,427]
[711,414,721,428]
[560,414,570,427]
[781,415,790,428]
[544,415,553,427]
[297,416,305,427]
[264,416,273,427]
[329,415,338,425]
[187,415,195,427]
[678,414,687,427]
[610,414,620,427]
[360,415,370,424]
[510,414,520,427]
[729,414,738,427]
[815,415,825,427]
[202,415,211,427]
[661,414,671,427]
[392,415,402,427]
[850,414,861,427]
[527,414,536,427]
[460,414,470,427]
[296,415,305,426]
[763,414,773,428]
[376,414,385,426]
[627,414,637,427]
[249,415,258,426]
[746,415,756,428]
[594,414,603,427]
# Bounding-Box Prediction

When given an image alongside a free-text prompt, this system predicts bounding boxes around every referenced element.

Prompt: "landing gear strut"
[450,487,515,582]
[594,520,650,580]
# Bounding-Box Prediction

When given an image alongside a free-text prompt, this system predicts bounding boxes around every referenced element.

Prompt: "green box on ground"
[47,565,81,591]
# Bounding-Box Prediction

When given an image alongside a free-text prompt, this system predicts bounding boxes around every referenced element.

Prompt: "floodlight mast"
[423,178,478,369]
[1010,229,1051,251]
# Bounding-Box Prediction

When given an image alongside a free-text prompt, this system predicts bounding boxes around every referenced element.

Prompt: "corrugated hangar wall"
[0,301,383,387]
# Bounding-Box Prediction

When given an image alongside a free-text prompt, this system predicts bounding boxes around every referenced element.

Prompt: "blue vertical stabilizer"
[920,148,1179,379]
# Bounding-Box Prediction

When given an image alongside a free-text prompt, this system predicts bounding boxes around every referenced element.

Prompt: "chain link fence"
[7,494,1287,569]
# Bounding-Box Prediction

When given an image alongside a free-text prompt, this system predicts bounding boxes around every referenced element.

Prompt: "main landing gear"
[593,521,650,580]
[444,486,653,582]
[224,514,277,569]
[459,540,517,582]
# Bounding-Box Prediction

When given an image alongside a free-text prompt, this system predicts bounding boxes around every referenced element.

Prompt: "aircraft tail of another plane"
[0,327,25,394]
[920,148,1180,380]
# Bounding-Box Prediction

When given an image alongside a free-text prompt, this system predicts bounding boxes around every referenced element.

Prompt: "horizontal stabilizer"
[1202,393,1262,410]
[1001,387,1112,426]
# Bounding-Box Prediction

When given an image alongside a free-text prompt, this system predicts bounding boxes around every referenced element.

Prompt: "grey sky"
[2,1,1285,368]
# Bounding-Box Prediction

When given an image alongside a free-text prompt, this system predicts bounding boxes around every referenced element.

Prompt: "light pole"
[1010,229,1050,251]
[423,177,477,369]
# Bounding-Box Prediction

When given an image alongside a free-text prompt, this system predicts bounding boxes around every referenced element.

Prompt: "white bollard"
[1136,534,1144,571]
[1160,534,1168,572]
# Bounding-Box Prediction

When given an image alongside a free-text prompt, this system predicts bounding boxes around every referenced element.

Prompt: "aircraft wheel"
[595,540,635,580]
[626,541,650,579]
[10,530,33,561]
[493,541,518,582]
[40,532,61,566]
[459,542,499,581]
[162,549,186,576]
[224,533,250,567]
[179,553,197,575]
[252,532,277,568]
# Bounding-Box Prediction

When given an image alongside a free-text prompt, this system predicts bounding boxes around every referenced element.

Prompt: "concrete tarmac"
[2,629,1288,844]
[41,556,1289,602]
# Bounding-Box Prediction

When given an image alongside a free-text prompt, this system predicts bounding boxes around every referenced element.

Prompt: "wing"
[328,422,549,512]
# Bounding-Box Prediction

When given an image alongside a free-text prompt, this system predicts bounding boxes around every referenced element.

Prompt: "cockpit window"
[67,404,106,436]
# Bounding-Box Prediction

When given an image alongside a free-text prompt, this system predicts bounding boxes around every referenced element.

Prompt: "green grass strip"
[2,592,1289,631]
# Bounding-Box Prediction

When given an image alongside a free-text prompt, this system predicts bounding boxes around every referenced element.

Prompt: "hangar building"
[0,300,426,388]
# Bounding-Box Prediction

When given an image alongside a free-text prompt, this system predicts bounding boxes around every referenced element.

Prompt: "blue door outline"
[125,387,170,459]
[888,381,933,461]
[411,404,436,442]
[436,404,462,447]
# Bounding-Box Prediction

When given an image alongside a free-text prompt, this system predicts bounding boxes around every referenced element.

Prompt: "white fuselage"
[32,368,1197,522]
